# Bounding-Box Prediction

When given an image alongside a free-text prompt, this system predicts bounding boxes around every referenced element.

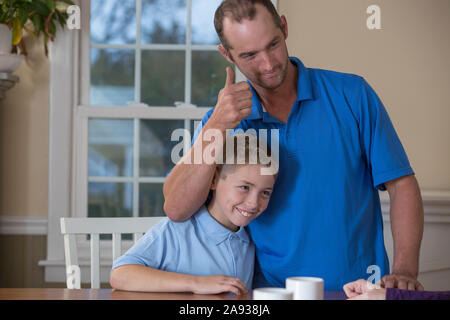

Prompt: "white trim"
[45,26,77,268]
[0,216,48,235]
[77,105,210,119]
[88,177,166,183]
[381,190,450,223]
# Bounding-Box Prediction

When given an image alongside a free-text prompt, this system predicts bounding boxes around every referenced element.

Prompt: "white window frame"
[41,0,277,284]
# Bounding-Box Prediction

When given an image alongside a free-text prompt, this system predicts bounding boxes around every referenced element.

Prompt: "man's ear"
[280,15,288,39]
[218,44,234,64]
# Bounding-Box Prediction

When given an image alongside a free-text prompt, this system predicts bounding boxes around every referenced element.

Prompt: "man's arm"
[163,121,224,221]
[110,264,247,295]
[163,67,253,221]
[382,174,424,290]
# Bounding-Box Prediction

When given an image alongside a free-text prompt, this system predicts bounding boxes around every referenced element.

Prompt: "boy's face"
[209,164,276,231]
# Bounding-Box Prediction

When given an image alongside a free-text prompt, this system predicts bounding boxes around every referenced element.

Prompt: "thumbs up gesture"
[209,67,253,131]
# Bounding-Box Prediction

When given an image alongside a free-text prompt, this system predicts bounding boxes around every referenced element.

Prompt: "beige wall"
[0,36,49,218]
[278,0,450,190]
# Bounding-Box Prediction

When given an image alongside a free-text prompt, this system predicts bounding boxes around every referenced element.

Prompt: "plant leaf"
[30,0,51,16]
[12,17,22,46]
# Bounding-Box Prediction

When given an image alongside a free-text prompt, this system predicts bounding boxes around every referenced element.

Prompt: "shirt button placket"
[229,235,239,277]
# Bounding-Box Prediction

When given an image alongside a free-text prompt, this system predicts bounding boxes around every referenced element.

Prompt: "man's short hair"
[214,0,284,53]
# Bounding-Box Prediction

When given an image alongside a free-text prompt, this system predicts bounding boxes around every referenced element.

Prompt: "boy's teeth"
[237,208,252,217]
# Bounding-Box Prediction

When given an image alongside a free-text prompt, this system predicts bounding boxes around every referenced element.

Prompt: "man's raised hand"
[208,67,253,131]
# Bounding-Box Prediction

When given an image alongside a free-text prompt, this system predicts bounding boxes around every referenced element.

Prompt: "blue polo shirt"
[112,206,255,289]
[192,57,414,291]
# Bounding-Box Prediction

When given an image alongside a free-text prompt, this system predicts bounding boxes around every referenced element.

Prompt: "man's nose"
[259,51,275,72]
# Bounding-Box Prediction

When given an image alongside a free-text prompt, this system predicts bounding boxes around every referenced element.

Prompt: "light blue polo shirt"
[112,206,255,289]
[193,57,414,290]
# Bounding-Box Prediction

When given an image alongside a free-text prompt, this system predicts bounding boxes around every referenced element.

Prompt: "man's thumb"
[225,67,236,87]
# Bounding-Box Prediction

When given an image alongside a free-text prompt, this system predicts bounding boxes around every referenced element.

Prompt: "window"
[77,0,234,220]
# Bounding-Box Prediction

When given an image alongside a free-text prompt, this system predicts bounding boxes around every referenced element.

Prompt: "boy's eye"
[239,185,249,191]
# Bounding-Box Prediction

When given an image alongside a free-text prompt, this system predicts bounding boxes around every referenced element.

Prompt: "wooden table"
[0,288,347,300]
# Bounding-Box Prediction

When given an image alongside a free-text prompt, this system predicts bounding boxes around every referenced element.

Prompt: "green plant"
[0,0,74,56]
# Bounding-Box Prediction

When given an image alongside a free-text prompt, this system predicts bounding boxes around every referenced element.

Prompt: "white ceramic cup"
[253,287,294,300]
[285,277,324,300]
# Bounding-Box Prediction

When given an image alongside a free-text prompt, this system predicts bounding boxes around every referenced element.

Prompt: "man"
[163,0,424,291]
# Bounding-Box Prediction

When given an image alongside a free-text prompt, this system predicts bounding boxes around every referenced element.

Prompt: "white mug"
[253,287,293,300]
[285,277,324,300]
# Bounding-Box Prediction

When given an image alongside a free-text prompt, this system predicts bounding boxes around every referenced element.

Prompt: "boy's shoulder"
[150,210,202,239]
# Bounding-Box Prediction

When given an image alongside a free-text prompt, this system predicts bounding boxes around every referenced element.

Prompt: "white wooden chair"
[60,216,163,289]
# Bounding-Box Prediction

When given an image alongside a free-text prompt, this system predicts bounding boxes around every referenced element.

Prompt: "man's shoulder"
[308,66,365,89]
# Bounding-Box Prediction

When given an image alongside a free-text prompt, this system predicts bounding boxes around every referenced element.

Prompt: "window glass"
[91,0,137,45]
[191,0,222,45]
[191,50,232,107]
[88,119,134,177]
[90,49,135,106]
[88,182,133,218]
[140,119,186,176]
[141,0,187,45]
[141,50,185,106]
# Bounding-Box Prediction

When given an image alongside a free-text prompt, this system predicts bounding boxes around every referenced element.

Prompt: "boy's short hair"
[216,133,276,176]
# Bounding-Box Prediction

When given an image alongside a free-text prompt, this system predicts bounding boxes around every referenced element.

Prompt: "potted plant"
[0,0,74,57]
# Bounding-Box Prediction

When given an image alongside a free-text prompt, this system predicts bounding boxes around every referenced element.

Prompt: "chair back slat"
[90,233,100,289]
[133,232,144,244]
[60,217,163,289]
[112,233,121,263]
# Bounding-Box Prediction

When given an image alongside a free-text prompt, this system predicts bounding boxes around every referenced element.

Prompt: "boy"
[110,133,277,295]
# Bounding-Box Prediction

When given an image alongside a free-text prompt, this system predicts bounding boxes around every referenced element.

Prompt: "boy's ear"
[210,169,220,190]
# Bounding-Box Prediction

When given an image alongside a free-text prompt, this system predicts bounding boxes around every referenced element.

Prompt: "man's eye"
[262,191,272,197]
[270,42,278,48]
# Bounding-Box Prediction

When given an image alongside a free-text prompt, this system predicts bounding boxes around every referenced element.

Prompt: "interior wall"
[278,0,450,191]
[0,36,50,218]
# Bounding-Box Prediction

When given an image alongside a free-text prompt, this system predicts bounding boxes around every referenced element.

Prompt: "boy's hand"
[192,275,248,296]
[208,67,253,132]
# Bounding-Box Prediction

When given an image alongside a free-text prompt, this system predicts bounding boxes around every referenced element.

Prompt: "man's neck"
[253,61,298,123]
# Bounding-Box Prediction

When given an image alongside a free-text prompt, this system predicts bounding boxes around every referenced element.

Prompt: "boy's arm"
[110,264,247,295]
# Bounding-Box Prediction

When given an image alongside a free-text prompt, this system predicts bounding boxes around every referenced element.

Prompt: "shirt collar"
[245,56,315,121]
[194,206,250,245]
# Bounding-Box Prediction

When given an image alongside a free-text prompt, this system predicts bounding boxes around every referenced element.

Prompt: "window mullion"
[185,0,192,104]
[135,0,142,103]
[133,119,140,218]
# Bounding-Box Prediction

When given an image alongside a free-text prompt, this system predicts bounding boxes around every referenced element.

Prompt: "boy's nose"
[245,194,259,211]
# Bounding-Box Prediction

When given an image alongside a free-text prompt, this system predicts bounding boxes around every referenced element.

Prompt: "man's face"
[211,164,275,231]
[220,5,290,90]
